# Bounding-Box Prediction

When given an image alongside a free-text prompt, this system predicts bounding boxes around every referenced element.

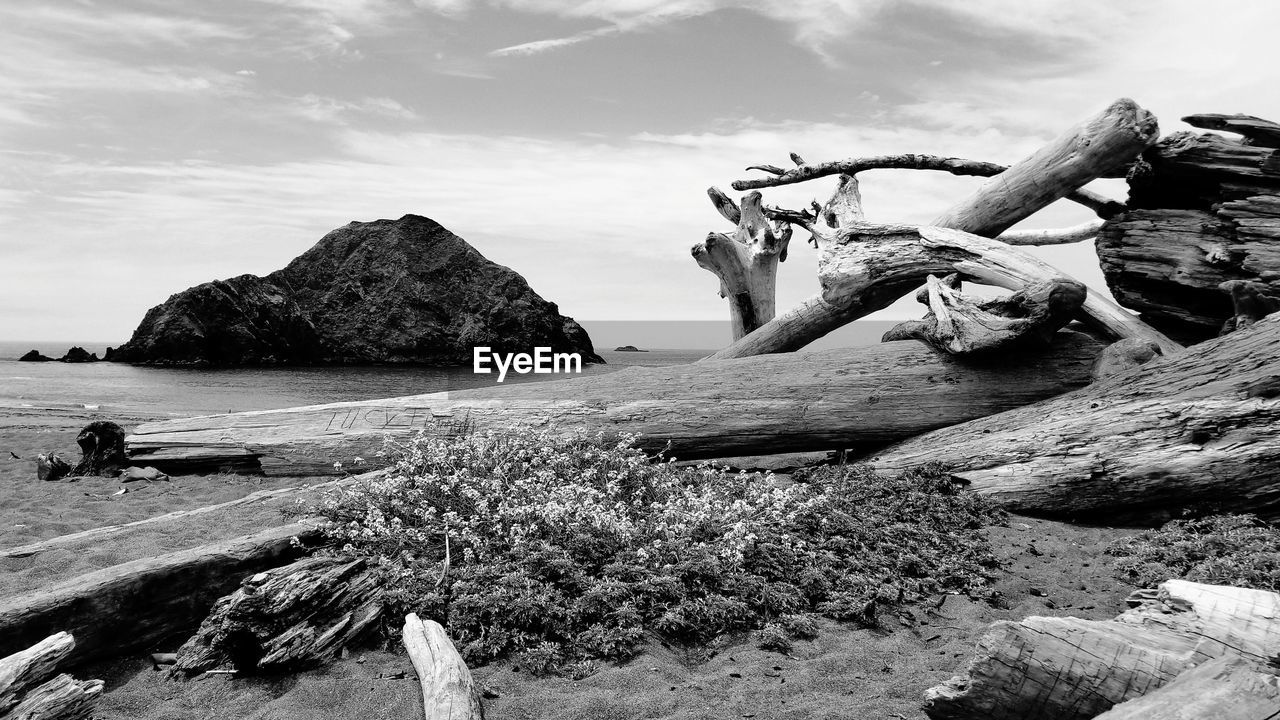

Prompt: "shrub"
[310,429,1005,673]
[1107,514,1280,591]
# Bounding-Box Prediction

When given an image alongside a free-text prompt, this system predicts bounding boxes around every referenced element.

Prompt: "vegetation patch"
[1107,514,1280,591]
[311,430,1006,674]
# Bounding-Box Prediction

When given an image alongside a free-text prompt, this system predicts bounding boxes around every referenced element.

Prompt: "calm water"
[0,323,893,417]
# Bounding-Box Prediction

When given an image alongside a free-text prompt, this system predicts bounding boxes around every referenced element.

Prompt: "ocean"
[0,321,895,417]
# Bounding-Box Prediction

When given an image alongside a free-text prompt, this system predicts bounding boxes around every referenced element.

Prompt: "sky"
[1,0,1277,344]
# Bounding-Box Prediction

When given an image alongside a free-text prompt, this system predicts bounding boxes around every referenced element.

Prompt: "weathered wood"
[1092,655,1280,720]
[818,225,1179,354]
[402,613,484,720]
[1090,337,1162,381]
[884,275,1086,355]
[869,314,1280,522]
[1183,112,1280,148]
[0,633,102,720]
[126,333,1104,476]
[934,98,1158,236]
[3,673,103,720]
[0,477,357,560]
[693,190,792,338]
[172,556,382,675]
[712,99,1162,359]
[0,524,318,668]
[1219,279,1280,333]
[924,580,1280,720]
[70,421,125,477]
[0,633,74,713]
[996,219,1102,246]
[1098,127,1280,343]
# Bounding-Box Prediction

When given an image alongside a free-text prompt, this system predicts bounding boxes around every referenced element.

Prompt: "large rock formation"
[107,215,603,366]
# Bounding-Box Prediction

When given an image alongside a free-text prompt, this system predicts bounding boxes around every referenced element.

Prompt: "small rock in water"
[18,349,53,362]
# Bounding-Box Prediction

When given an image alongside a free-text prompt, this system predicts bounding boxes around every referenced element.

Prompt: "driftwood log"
[172,556,382,676]
[693,189,792,338]
[125,332,1103,476]
[402,614,484,720]
[1097,119,1280,342]
[924,580,1280,720]
[70,421,125,477]
[709,97,1161,360]
[0,632,102,720]
[883,274,1086,355]
[1093,655,1280,720]
[868,313,1280,522]
[0,524,318,668]
[818,224,1178,353]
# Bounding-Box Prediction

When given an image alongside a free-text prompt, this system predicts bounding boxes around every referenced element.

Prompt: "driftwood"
[70,421,125,477]
[0,524,318,668]
[693,190,792,338]
[1090,338,1162,381]
[883,274,1086,355]
[819,225,1179,354]
[924,580,1280,720]
[125,333,1103,476]
[402,614,484,720]
[172,555,382,676]
[869,314,1280,522]
[1,477,354,561]
[1097,124,1280,342]
[1219,278,1280,333]
[1093,655,1280,720]
[709,98,1162,359]
[0,633,102,720]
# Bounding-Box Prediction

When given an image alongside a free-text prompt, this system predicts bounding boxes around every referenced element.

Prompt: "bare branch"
[706,186,741,224]
[997,220,1104,246]
[733,153,1124,219]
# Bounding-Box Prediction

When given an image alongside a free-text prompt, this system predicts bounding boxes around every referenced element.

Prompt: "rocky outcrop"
[58,347,99,363]
[18,350,53,362]
[107,215,603,366]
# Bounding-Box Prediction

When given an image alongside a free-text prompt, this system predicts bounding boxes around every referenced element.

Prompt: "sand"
[1,407,1141,719]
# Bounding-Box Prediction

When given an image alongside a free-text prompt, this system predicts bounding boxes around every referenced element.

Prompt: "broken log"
[1183,112,1280,148]
[0,633,102,720]
[402,613,484,720]
[125,332,1104,476]
[0,524,318,668]
[1092,655,1280,720]
[70,421,125,477]
[883,274,1086,355]
[172,555,382,675]
[818,224,1179,354]
[868,314,1280,522]
[692,190,792,338]
[924,580,1280,720]
[1098,126,1280,342]
[711,98,1162,359]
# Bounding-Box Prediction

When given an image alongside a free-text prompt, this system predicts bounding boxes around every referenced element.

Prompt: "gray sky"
[2,0,1277,342]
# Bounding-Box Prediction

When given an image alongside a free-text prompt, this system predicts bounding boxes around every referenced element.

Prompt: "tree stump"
[70,421,126,477]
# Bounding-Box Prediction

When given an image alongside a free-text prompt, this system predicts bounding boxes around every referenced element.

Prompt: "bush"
[1107,514,1280,591]
[310,429,1005,673]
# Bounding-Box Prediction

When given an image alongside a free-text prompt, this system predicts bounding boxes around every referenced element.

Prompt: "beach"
[1,404,1138,720]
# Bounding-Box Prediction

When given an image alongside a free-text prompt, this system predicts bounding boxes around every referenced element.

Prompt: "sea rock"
[18,350,53,362]
[58,347,99,363]
[614,345,648,352]
[106,215,604,366]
